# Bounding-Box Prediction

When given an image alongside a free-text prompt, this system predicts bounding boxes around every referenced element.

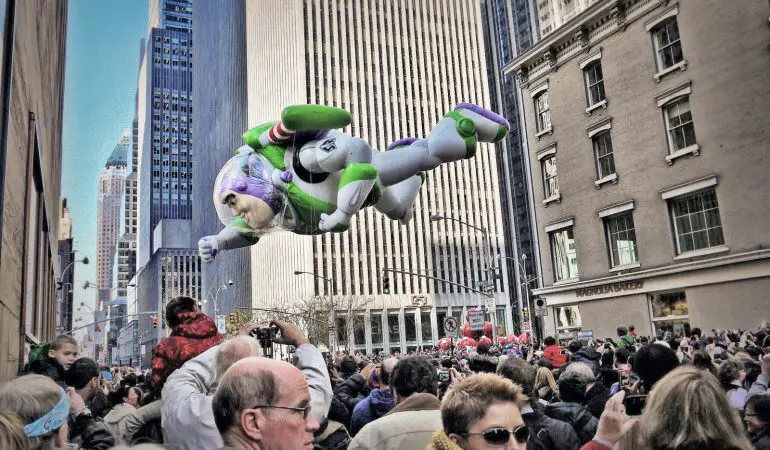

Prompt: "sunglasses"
[465,425,530,445]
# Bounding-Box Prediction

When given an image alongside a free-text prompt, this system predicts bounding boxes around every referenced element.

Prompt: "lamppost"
[56,256,88,333]
[294,270,337,350]
[496,253,542,340]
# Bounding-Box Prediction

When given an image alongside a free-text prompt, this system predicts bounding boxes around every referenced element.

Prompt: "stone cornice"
[505,0,672,85]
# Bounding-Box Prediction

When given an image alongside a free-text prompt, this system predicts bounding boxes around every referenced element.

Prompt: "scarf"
[426,429,464,450]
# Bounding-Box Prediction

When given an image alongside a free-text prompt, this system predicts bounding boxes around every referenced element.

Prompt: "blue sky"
[62,0,147,322]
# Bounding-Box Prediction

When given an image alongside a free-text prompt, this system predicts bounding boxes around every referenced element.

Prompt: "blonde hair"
[535,366,557,392]
[617,366,753,450]
[441,373,525,436]
[0,375,63,450]
[0,411,29,450]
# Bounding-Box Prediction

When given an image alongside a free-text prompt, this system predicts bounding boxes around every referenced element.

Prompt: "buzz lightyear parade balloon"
[198,103,509,261]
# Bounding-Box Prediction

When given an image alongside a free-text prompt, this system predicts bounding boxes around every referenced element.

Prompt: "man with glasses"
[212,355,321,450]
[429,373,529,449]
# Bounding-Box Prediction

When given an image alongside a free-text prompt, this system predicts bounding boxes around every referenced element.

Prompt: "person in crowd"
[339,355,359,380]
[748,354,770,398]
[0,411,29,450]
[565,362,609,419]
[149,295,224,397]
[332,357,370,418]
[27,334,79,386]
[568,340,601,373]
[745,394,770,450]
[718,359,749,412]
[428,373,528,450]
[349,357,398,436]
[535,365,558,403]
[543,336,567,368]
[616,327,634,350]
[597,349,620,390]
[469,339,500,373]
[545,369,598,444]
[162,320,332,450]
[631,344,679,394]
[211,356,322,450]
[103,385,161,444]
[350,356,441,450]
[583,366,753,450]
[0,374,115,450]
[64,357,116,446]
[691,349,719,377]
[497,357,581,450]
[628,326,637,338]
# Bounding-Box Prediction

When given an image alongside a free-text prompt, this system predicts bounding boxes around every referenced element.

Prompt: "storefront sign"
[575,280,644,298]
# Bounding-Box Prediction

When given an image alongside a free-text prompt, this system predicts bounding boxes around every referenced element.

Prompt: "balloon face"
[213,153,287,236]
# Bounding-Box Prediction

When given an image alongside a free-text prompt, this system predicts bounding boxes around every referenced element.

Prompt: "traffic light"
[152,315,159,328]
[382,274,390,294]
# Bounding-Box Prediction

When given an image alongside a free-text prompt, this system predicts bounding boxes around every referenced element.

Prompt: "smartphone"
[624,394,647,416]
[438,371,450,382]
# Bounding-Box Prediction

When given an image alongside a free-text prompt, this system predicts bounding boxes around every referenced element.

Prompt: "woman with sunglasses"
[428,373,529,449]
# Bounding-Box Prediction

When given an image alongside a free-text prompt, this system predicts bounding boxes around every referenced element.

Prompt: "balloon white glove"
[198,235,220,262]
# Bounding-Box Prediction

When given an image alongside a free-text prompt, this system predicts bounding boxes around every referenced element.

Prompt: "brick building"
[507,0,770,339]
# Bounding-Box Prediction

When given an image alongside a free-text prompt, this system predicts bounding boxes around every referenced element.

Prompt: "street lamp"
[294,270,337,350]
[60,256,89,282]
[211,280,234,318]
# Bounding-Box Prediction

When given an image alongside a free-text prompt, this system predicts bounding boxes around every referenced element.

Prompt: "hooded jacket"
[468,353,500,374]
[348,393,442,450]
[150,311,224,397]
[349,387,396,436]
[102,400,161,444]
[570,347,601,372]
[522,406,581,450]
[543,345,567,368]
[544,402,598,445]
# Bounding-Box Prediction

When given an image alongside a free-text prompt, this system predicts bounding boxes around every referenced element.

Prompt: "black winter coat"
[333,373,366,420]
[68,412,116,450]
[584,382,610,419]
[522,408,581,450]
[570,347,601,372]
[752,427,770,450]
[544,402,598,445]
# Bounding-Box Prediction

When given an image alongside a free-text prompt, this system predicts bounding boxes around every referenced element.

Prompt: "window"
[555,306,582,330]
[420,310,432,343]
[550,226,578,281]
[649,291,689,338]
[404,310,417,343]
[353,314,365,346]
[335,316,347,345]
[388,312,400,345]
[593,132,616,180]
[664,97,696,152]
[584,61,605,107]
[605,213,638,267]
[542,155,559,199]
[370,311,382,344]
[669,188,724,254]
[653,18,683,71]
[534,91,551,133]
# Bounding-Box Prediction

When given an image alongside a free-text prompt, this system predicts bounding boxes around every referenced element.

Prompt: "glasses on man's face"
[464,425,529,446]
[251,404,312,421]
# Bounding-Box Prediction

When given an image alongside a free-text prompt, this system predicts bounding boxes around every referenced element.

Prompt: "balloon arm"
[218,226,259,250]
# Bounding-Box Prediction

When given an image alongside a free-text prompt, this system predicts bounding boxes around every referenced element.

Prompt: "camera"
[623,394,647,416]
[250,325,278,357]
[438,371,450,383]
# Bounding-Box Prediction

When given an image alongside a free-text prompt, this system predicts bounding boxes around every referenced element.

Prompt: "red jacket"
[150,311,224,397]
[544,344,568,368]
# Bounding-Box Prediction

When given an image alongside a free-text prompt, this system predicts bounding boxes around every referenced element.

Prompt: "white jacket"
[161,343,333,450]
[103,400,161,444]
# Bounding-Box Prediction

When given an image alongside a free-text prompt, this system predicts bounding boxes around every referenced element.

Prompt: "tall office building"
[481,0,542,336]
[196,0,513,354]
[137,0,199,359]
[536,0,601,36]
[57,198,75,333]
[192,0,251,317]
[0,0,68,380]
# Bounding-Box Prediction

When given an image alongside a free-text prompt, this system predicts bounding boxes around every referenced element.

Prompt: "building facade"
[57,198,75,333]
[0,0,67,380]
[508,0,770,339]
[137,0,199,351]
[191,0,252,319]
[192,0,515,354]
[481,0,543,337]
[536,0,601,36]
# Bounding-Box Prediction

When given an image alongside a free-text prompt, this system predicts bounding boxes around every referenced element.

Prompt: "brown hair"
[617,366,753,450]
[440,373,525,436]
[0,375,63,450]
[50,334,77,350]
[0,411,29,450]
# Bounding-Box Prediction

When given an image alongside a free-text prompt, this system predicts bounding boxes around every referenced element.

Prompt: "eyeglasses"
[464,426,530,445]
[251,404,311,420]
